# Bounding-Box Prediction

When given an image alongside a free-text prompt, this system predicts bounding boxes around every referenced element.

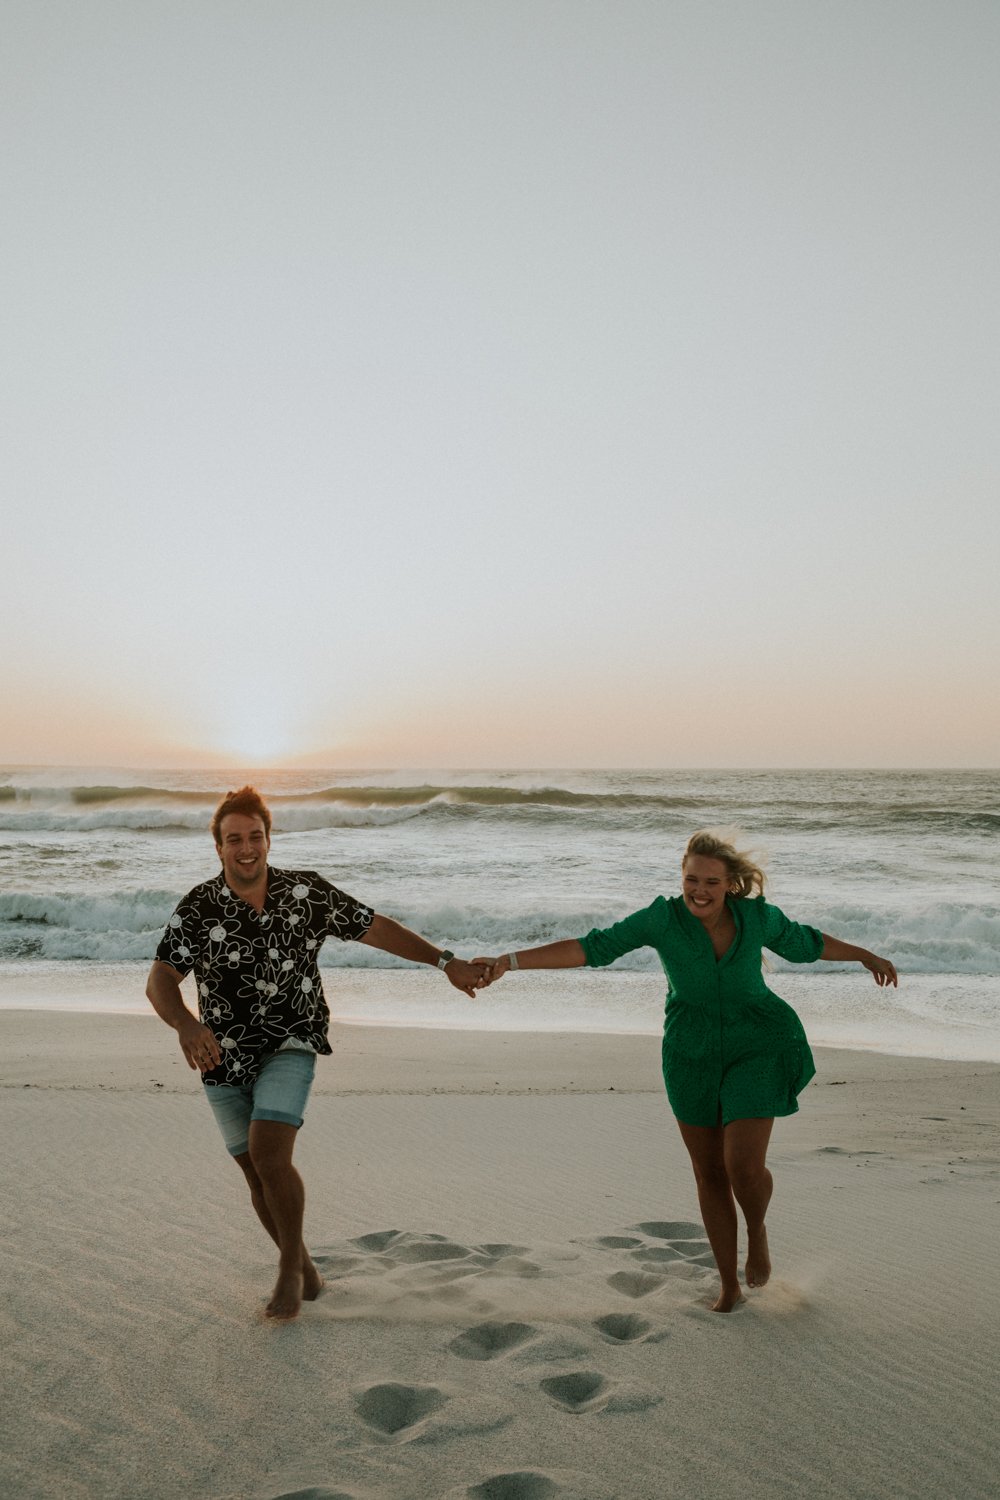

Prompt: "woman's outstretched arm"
[476,940,586,981]
[819,934,898,987]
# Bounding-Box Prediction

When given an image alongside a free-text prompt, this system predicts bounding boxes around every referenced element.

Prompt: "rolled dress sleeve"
[580,901,660,967]
[758,900,824,964]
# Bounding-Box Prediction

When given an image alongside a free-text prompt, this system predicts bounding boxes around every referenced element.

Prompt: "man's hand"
[443,958,493,998]
[177,1015,222,1072]
[471,955,510,985]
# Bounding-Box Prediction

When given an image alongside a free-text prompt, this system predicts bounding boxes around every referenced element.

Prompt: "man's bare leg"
[723,1117,774,1288]
[676,1119,743,1312]
[235,1151,323,1300]
[245,1120,320,1318]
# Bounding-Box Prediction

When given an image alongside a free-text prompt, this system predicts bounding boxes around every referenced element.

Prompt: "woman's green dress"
[580,895,823,1127]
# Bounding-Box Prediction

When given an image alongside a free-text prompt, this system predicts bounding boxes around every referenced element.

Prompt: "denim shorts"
[203,1048,316,1157]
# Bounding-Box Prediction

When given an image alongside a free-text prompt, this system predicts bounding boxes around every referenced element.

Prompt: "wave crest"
[1,890,997,974]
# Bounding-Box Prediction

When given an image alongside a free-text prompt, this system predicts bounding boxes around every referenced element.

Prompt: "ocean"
[1,767,997,1060]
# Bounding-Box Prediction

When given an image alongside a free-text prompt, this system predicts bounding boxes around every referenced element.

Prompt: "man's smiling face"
[216,811,270,892]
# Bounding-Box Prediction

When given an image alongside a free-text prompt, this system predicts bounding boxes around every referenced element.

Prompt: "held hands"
[444,955,511,996]
[472,955,510,985]
[863,953,898,987]
[443,957,499,998]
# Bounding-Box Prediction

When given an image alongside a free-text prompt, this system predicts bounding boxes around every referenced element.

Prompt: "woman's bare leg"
[723,1117,774,1287]
[676,1119,742,1311]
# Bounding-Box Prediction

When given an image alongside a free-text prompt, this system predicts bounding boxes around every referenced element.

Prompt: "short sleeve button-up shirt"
[155,866,374,1085]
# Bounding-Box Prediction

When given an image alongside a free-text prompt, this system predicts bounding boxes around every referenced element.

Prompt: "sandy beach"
[3,1004,998,1500]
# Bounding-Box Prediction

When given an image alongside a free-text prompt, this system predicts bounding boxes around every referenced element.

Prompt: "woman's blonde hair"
[683,829,766,899]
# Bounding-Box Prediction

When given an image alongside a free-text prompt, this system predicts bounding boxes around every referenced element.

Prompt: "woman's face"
[682,854,732,924]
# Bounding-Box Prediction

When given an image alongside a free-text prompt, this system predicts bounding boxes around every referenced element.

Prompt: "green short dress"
[580,895,823,1127]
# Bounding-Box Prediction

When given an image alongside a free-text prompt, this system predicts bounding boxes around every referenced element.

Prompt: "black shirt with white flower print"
[155,867,374,1086]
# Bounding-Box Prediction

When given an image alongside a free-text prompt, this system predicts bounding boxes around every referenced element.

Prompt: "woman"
[478,830,897,1312]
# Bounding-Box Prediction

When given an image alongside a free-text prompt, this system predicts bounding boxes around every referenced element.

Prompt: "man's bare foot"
[745,1227,771,1287]
[712,1284,745,1313]
[302,1255,324,1302]
[265,1265,304,1320]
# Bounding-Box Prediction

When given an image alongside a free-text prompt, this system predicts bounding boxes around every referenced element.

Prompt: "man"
[146,784,489,1321]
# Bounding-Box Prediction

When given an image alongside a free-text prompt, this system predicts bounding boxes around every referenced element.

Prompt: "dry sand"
[2,1005,998,1500]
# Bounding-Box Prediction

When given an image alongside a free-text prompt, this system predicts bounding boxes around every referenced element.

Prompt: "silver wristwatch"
[436,949,455,970]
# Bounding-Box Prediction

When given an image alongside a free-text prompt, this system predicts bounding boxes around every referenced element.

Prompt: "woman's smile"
[682,854,731,924]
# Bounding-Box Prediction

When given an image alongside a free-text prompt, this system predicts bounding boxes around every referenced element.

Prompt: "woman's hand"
[820,934,898,987]
[863,953,898,988]
[472,955,511,984]
[443,959,493,997]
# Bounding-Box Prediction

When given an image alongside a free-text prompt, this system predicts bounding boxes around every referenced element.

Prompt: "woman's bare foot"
[302,1255,324,1301]
[745,1226,771,1287]
[265,1264,304,1320]
[712,1283,745,1313]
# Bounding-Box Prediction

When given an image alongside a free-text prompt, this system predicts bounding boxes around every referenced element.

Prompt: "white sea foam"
[1,888,997,973]
[1,768,996,1051]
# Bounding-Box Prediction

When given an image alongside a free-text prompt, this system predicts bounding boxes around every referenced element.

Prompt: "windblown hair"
[211,785,272,845]
[683,829,766,899]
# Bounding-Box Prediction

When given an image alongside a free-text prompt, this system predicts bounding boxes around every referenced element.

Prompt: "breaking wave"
[1,889,997,974]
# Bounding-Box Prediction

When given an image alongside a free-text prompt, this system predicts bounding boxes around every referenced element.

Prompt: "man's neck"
[226,868,269,914]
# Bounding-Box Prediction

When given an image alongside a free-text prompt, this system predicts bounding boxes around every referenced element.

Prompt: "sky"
[2,0,998,770]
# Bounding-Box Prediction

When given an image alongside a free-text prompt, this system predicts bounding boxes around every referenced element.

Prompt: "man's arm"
[359,915,490,998]
[145,960,222,1070]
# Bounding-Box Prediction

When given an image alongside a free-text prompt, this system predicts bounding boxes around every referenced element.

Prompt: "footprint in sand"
[628,1244,685,1263]
[463,1476,561,1500]
[592,1312,652,1343]
[390,1237,472,1264]
[539,1370,663,1417]
[353,1381,447,1439]
[352,1379,512,1445]
[632,1219,704,1239]
[540,1371,610,1412]
[583,1220,714,1286]
[313,1217,711,1326]
[449,1321,538,1360]
[445,1470,613,1500]
[263,1490,367,1500]
[349,1229,403,1252]
[604,1270,666,1299]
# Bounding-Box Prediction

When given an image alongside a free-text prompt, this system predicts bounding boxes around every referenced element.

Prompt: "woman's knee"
[690,1158,730,1191]
[725,1157,769,1198]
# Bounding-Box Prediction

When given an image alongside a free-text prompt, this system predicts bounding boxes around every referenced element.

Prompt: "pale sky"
[2,0,998,769]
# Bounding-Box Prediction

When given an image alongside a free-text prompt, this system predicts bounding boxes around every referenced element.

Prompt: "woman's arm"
[819,934,898,987]
[479,903,660,981]
[478,940,586,980]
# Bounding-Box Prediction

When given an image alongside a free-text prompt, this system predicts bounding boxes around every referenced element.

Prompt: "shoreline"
[1,961,998,1064]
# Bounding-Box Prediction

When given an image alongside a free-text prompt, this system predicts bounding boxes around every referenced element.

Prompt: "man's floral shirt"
[155,867,374,1084]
